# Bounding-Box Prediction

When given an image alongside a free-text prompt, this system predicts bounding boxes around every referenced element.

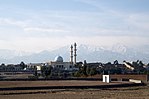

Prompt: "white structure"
[123,61,134,70]
[47,43,78,71]
[54,56,63,62]
[103,75,111,83]
[70,45,73,63]
[74,43,77,64]
[48,56,74,71]
[129,79,142,84]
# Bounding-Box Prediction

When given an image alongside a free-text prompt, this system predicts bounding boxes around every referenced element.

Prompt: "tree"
[82,60,87,76]
[86,66,90,76]
[1,63,5,66]
[132,60,145,74]
[41,66,52,78]
[20,61,26,69]
[89,68,97,76]
[138,61,144,67]
[73,60,88,77]
[114,60,119,65]
[74,71,81,77]
[106,62,111,65]
[75,62,83,68]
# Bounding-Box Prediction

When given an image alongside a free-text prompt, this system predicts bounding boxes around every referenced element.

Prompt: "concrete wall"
[129,79,142,83]
[88,74,149,83]
[110,74,148,82]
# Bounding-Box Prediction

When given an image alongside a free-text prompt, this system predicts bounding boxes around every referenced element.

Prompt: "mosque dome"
[54,56,63,62]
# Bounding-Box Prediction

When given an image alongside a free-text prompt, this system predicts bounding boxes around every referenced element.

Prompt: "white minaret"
[70,45,73,63]
[74,43,77,64]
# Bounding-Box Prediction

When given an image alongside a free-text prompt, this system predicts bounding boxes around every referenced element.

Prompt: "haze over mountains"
[0,43,149,64]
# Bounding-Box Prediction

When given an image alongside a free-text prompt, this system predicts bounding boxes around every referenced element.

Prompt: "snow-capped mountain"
[78,44,106,52]
[0,44,149,64]
[0,49,32,59]
[111,43,127,54]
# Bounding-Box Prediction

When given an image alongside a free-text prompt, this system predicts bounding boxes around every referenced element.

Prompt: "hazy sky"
[0,0,149,52]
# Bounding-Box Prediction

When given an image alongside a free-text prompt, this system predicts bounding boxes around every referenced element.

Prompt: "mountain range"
[0,44,149,64]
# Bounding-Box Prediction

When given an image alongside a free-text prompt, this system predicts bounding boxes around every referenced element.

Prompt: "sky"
[0,0,149,52]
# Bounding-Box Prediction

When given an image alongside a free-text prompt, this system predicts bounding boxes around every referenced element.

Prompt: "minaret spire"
[74,42,77,64]
[70,45,73,63]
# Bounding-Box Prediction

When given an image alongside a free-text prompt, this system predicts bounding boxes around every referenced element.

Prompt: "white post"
[103,75,111,83]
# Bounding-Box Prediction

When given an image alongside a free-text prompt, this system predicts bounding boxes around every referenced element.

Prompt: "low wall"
[110,75,148,83]
[88,74,149,83]
[129,79,142,83]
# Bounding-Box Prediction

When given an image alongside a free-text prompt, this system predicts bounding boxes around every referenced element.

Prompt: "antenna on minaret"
[74,42,77,64]
[70,45,73,63]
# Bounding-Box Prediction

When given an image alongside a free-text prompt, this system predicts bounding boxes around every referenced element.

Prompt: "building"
[25,43,79,78]
[47,43,78,71]
[47,56,74,71]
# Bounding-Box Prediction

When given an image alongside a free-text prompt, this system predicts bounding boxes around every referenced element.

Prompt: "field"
[0,81,148,99]
[0,80,132,88]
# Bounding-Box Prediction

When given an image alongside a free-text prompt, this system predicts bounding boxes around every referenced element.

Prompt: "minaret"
[74,43,77,64]
[70,45,73,63]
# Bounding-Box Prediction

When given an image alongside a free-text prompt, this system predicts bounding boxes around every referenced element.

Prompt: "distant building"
[47,43,79,71]
[25,43,79,78]
[47,56,74,71]
[123,61,134,71]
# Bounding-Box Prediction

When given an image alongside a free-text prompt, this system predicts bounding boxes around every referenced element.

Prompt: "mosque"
[47,43,78,71]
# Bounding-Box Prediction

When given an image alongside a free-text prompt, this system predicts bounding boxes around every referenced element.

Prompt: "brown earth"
[0,81,148,99]
[0,80,130,88]
[0,86,149,99]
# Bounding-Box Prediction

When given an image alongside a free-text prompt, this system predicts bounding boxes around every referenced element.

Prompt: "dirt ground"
[0,80,130,88]
[0,86,149,99]
[0,81,148,99]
